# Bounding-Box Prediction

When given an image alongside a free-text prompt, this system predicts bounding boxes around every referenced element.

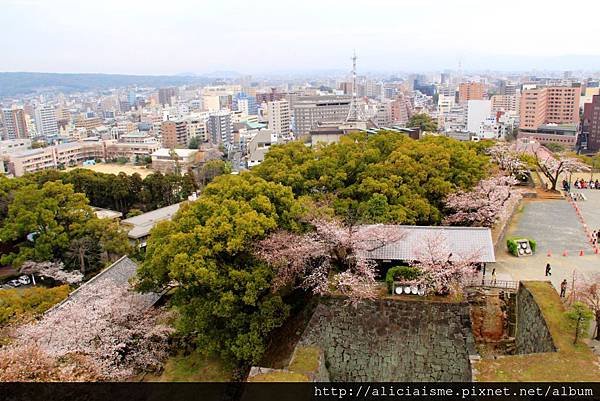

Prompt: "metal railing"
[465,278,519,291]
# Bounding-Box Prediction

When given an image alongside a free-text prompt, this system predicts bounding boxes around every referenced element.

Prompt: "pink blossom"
[444,175,522,227]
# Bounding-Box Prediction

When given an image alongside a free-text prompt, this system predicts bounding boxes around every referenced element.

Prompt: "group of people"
[545,263,569,298]
[563,178,600,191]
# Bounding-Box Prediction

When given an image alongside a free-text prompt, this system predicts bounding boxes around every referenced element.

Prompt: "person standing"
[545,263,551,276]
[491,268,497,285]
[560,279,567,298]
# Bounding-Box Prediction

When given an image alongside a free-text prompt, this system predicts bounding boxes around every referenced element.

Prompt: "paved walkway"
[492,197,600,294]
[575,189,600,232]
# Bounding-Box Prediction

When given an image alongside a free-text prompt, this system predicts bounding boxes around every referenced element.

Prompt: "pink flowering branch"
[410,232,481,295]
[444,175,522,227]
[255,218,407,305]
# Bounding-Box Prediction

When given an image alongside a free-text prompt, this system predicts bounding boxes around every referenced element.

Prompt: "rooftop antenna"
[346,50,364,122]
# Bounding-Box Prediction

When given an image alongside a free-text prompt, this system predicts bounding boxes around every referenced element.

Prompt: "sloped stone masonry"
[515,285,556,354]
[298,298,476,382]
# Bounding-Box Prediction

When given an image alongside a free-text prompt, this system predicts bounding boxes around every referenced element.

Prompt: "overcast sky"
[2,0,600,75]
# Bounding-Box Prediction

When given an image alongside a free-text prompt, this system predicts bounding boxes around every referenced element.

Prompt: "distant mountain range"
[0,72,216,98]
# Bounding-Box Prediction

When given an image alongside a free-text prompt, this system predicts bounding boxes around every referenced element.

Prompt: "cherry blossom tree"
[256,219,407,304]
[487,142,528,178]
[532,150,590,191]
[20,261,84,284]
[0,280,173,381]
[574,275,600,341]
[0,343,100,381]
[410,232,481,295]
[443,175,522,227]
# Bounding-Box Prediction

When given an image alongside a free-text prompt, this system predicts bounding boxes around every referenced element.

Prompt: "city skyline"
[3,0,600,75]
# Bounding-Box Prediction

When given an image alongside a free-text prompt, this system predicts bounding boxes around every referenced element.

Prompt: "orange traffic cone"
[580,250,585,256]
[563,249,569,256]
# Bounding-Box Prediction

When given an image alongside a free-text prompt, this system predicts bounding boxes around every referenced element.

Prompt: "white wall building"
[266,100,291,138]
[466,100,492,134]
[34,104,59,138]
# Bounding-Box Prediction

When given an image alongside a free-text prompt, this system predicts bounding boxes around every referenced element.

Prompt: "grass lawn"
[474,281,600,381]
[144,350,233,382]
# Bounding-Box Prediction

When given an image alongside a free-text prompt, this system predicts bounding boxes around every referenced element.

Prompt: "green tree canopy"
[0,181,131,269]
[254,132,489,224]
[137,173,302,364]
[407,113,438,132]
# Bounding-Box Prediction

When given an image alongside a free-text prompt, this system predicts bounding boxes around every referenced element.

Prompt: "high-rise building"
[128,91,137,106]
[292,96,351,137]
[266,100,291,137]
[233,92,258,115]
[2,108,29,140]
[545,86,580,125]
[373,101,392,126]
[498,81,518,96]
[391,95,412,124]
[34,104,59,137]
[160,120,188,148]
[458,82,485,103]
[519,85,580,130]
[208,111,233,145]
[158,87,177,106]
[491,95,519,114]
[585,95,600,152]
[519,87,547,130]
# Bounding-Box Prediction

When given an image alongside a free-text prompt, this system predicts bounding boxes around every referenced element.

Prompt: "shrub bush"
[529,239,537,253]
[507,238,518,256]
[385,266,421,294]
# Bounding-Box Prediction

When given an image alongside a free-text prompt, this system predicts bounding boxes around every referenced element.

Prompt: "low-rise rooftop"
[121,202,182,240]
[359,225,496,263]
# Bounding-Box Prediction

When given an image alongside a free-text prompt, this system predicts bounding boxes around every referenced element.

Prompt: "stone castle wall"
[298,297,476,382]
[515,285,556,354]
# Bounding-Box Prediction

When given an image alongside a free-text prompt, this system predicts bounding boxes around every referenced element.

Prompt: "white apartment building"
[266,100,291,137]
[34,104,59,137]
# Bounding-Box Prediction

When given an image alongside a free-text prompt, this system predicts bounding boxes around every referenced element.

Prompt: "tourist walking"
[560,279,567,298]
[491,268,497,285]
[545,263,551,276]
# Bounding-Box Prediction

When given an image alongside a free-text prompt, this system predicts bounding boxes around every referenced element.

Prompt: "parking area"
[575,189,600,232]
[493,196,600,292]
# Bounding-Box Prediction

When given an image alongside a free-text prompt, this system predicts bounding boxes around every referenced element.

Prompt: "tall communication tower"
[346,50,363,122]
